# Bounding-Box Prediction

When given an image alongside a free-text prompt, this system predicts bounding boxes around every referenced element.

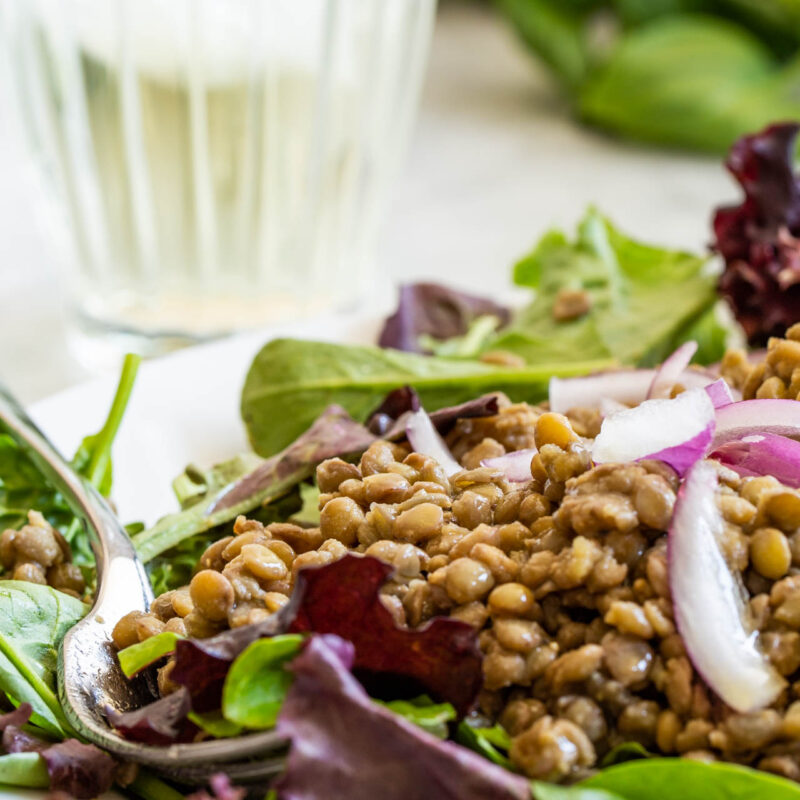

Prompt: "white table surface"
[0,1,734,404]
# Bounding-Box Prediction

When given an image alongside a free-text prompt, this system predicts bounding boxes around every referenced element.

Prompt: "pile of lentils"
[9,330,800,782]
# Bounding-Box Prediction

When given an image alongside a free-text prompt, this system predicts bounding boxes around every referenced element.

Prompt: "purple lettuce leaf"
[367,386,501,438]
[185,773,247,800]
[210,405,376,513]
[105,687,196,745]
[41,739,117,799]
[1,703,116,799]
[272,634,530,800]
[713,122,800,344]
[379,282,511,354]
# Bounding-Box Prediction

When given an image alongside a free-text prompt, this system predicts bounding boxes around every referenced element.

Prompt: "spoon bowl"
[0,386,287,791]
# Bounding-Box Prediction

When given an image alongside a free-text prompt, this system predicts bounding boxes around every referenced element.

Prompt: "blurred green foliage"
[495,0,800,152]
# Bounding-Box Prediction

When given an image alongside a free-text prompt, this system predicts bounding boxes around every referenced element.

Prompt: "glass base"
[68,310,221,372]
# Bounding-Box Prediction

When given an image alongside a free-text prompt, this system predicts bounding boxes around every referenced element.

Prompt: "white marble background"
[0,1,734,403]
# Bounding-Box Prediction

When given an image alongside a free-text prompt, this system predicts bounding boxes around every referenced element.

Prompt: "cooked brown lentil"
[107,354,800,783]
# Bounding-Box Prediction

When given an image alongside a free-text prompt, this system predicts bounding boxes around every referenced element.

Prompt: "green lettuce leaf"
[490,209,730,366]
[379,696,457,740]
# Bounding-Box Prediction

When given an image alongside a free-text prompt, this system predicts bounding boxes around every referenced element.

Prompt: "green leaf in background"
[456,721,516,771]
[0,752,50,788]
[379,696,457,740]
[581,758,800,799]
[577,15,800,152]
[241,338,612,457]
[493,0,589,89]
[118,631,183,678]
[289,482,322,527]
[222,634,305,729]
[0,581,87,736]
[490,208,730,367]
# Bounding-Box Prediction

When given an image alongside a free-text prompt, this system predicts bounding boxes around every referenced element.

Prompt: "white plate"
[0,312,380,799]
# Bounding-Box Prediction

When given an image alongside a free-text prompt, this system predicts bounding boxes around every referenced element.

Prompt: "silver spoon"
[0,385,287,790]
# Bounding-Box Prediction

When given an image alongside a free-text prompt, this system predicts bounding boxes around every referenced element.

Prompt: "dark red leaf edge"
[272,634,530,800]
[713,121,800,344]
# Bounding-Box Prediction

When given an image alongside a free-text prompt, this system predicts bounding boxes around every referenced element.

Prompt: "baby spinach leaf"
[456,721,515,771]
[0,752,49,788]
[241,338,611,457]
[379,696,457,740]
[581,758,800,799]
[599,741,651,767]
[492,209,729,367]
[0,581,86,737]
[532,782,625,800]
[221,634,305,729]
[186,711,243,739]
[118,631,183,678]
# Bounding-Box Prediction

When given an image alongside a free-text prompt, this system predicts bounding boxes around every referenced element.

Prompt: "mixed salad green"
[1,123,799,799]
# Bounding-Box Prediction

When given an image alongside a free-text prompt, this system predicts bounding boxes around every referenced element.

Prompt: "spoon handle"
[0,384,153,742]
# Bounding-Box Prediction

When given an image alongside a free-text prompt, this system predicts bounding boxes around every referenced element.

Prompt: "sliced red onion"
[592,388,715,476]
[711,433,800,487]
[647,341,698,399]
[405,407,463,477]
[704,378,736,409]
[713,399,800,447]
[481,448,536,483]
[669,460,786,713]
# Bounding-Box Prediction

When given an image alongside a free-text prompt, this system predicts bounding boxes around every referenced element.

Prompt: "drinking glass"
[0,0,435,357]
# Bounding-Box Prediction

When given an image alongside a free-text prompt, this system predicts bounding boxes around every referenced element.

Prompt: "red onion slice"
[647,341,698,399]
[704,378,735,409]
[592,388,715,476]
[481,448,537,483]
[599,397,628,417]
[713,399,800,447]
[669,460,786,712]
[405,407,463,477]
[711,433,800,488]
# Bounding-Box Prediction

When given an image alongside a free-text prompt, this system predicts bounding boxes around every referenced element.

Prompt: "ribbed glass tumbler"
[1,0,435,356]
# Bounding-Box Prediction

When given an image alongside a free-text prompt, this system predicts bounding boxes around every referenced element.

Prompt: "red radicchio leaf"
[713,122,800,344]
[378,282,511,354]
[185,773,247,800]
[287,555,483,716]
[273,634,530,800]
[106,686,196,745]
[367,386,501,438]
[163,555,480,732]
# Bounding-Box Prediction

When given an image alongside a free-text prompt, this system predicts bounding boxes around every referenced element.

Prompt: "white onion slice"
[549,368,717,414]
[713,399,800,447]
[482,448,537,483]
[592,388,715,476]
[704,378,736,409]
[711,433,800,488]
[599,397,628,417]
[669,460,786,712]
[647,341,698,399]
[549,370,656,413]
[405,407,463,477]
